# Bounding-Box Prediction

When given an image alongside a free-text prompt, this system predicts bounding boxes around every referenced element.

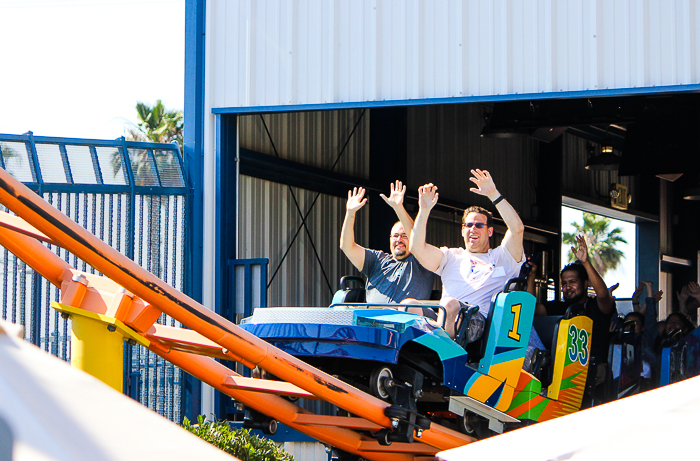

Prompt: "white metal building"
[184,0,700,421]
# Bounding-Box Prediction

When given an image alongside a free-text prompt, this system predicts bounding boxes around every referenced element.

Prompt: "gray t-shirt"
[361,249,435,304]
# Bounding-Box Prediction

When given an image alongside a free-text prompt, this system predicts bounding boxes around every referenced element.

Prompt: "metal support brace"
[449,396,520,434]
[51,302,150,392]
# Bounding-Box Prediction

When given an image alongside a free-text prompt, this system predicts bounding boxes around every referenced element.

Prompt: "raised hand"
[380,180,407,209]
[418,183,439,211]
[677,284,690,305]
[609,318,620,333]
[652,290,663,302]
[632,282,645,302]
[346,187,367,214]
[688,281,700,299]
[571,235,589,264]
[469,169,498,198]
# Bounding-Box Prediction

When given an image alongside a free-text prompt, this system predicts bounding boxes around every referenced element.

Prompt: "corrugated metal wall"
[560,132,636,203]
[207,0,700,109]
[406,103,541,251]
[239,110,369,177]
[236,104,550,306]
[238,110,370,307]
[237,176,365,307]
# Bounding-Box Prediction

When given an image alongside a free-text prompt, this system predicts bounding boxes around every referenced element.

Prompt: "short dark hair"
[462,206,493,227]
[561,261,588,283]
[624,311,644,326]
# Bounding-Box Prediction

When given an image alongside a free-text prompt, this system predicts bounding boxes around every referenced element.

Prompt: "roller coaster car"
[659,326,700,386]
[239,277,593,439]
[604,321,645,401]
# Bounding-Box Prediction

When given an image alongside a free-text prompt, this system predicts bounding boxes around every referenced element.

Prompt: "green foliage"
[182,415,294,461]
[563,212,627,278]
[0,143,22,176]
[125,99,183,149]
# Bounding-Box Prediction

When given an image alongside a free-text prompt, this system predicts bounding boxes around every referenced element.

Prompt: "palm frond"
[563,213,627,278]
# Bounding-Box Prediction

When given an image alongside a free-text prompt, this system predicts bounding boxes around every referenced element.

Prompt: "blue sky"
[0,0,185,139]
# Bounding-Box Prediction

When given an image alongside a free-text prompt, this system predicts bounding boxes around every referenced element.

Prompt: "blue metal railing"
[229,258,269,320]
[0,131,189,423]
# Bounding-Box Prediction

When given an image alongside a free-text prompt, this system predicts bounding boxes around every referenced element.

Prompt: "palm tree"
[563,213,627,278]
[125,100,183,149]
[0,144,22,178]
[116,100,184,184]
[118,101,184,279]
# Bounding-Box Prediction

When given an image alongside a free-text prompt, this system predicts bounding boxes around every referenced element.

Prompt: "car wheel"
[369,366,394,400]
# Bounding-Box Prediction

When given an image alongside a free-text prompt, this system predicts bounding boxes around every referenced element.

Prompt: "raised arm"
[408,184,444,272]
[469,169,524,262]
[685,282,700,316]
[642,281,662,345]
[380,180,414,236]
[632,281,645,314]
[573,235,614,315]
[340,187,368,270]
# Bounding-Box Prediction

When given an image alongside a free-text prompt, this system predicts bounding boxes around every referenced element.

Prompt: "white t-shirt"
[435,245,524,316]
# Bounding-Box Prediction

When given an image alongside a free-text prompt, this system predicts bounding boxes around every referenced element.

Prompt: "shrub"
[182,415,294,461]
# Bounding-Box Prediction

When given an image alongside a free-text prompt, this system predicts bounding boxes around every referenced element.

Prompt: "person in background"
[340,181,436,317]
[676,281,700,324]
[530,236,616,402]
[662,312,695,338]
[625,281,663,384]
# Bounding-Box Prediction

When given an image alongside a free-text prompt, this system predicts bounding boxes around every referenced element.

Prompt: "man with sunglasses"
[340,180,435,312]
[410,170,542,355]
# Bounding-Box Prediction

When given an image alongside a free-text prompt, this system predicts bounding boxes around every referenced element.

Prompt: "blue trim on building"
[215,114,224,315]
[637,221,660,295]
[184,0,206,303]
[212,84,700,115]
[182,0,207,423]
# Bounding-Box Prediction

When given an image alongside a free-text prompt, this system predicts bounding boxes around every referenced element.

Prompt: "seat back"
[605,325,643,401]
[330,276,366,304]
[477,284,536,389]
[533,315,563,351]
[546,313,592,407]
[532,315,563,387]
[660,326,700,386]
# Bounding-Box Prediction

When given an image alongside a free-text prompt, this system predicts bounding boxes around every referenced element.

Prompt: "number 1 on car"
[508,303,522,341]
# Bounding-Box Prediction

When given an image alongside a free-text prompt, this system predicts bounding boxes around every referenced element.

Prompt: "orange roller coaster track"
[0,168,473,461]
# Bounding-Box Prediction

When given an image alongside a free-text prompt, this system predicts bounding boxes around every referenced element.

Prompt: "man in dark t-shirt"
[362,248,434,304]
[530,236,616,396]
[542,292,613,362]
[340,181,435,315]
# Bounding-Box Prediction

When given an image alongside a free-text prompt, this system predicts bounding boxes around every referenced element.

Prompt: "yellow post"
[52,302,150,393]
[70,314,124,392]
